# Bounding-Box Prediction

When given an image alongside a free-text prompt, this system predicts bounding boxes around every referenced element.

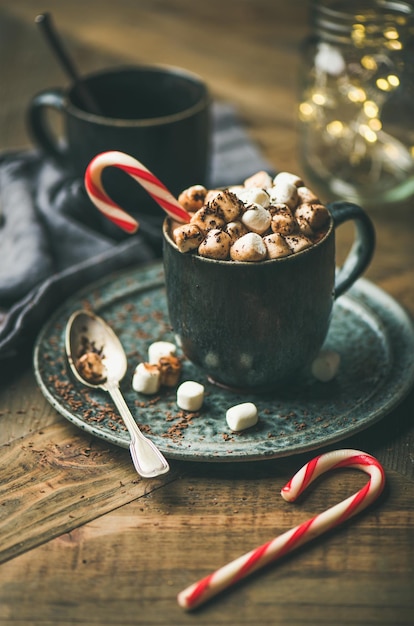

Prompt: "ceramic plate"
[34,261,414,461]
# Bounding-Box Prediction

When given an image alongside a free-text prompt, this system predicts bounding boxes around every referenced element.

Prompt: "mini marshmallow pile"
[173,171,330,261]
[132,341,182,394]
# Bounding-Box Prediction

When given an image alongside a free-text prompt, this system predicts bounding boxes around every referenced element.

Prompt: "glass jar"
[298,0,414,206]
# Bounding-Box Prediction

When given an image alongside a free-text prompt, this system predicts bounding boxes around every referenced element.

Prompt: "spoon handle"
[106,383,170,478]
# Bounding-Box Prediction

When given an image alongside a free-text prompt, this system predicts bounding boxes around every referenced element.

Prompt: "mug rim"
[65,64,210,127]
[163,213,334,266]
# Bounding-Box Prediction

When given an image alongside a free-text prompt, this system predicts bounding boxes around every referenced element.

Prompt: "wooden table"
[1,2,413,624]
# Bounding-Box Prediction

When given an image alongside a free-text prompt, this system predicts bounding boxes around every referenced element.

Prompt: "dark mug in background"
[27,65,211,233]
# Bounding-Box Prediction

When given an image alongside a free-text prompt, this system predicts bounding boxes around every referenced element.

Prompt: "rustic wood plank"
[0,464,412,625]
[0,421,180,564]
[345,392,414,481]
[0,354,61,447]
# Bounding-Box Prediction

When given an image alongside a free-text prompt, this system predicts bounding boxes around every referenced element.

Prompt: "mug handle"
[27,88,67,162]
[328,201,375,299]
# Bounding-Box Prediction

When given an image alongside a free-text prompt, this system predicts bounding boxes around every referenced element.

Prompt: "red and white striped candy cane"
[84,150,191,234]
[177,449,385,610]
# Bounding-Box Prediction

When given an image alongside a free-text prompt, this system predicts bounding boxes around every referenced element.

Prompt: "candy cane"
[177,449,385,610]
[84,150,191,234]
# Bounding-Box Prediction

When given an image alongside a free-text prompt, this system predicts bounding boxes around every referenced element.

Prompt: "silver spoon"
[65,309,170,478]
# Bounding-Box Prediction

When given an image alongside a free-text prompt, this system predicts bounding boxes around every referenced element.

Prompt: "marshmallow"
[76,352,105,383]
[198,228,232,260]
[241,203,272,234]
[190,206,226,233]
[226,402,258,432]
[237,187,270,209]
[296,215,314,237]
[227,185,245,195]
[177,380,205,411]
[297,186,319,204]
[225,220,248,244]
[209,190,244,222]
[230,187,250,203]
[270,204,297,235]
[263,232,292,259]
[173,223,204,252]
[244,170,273,189]
[311,350,341,382]
[230,232,267,262]
[295,203,330,231]
[148,341,177,364]
[268,182,298,210]
[132,362,161,395]
[158,355,182,387]
[284,234,313,253]
[178,185,207,211]
[273,171,304,188]
[205,189,221,203]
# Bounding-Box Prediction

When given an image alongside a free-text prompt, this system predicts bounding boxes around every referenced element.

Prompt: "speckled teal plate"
[34,261,414,461]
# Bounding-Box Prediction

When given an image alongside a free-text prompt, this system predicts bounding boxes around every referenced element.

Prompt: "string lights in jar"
[298,0,414,206]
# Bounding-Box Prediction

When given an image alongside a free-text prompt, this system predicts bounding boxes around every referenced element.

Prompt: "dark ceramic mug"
[27,65,211,228]
[163,202,375,391]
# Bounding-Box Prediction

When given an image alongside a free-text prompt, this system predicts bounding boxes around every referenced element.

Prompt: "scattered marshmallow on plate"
[226,402,258,432]
[177,380,205,411]
[132,340,181,395]
[148,341,177,364]
[311,350,341,382]
[132,362,161,394]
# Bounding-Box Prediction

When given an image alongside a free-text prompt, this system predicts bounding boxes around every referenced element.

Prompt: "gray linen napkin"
[0,102,273,359]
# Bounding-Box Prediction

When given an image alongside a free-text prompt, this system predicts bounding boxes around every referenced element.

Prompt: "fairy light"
[387,74,400,87]
[299,101,315,120]
[396,15,407,25]
[386,39,402,50]
[368,118,382,131]
[359,124,377,143]
[361,55,378,70]
[364,100,379,117]
[376,77,391,91]
[326,120,344,137]
[347,86,367,102]
[312,92,327,105]
[384,26,399,39]
[352,23,366,45]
